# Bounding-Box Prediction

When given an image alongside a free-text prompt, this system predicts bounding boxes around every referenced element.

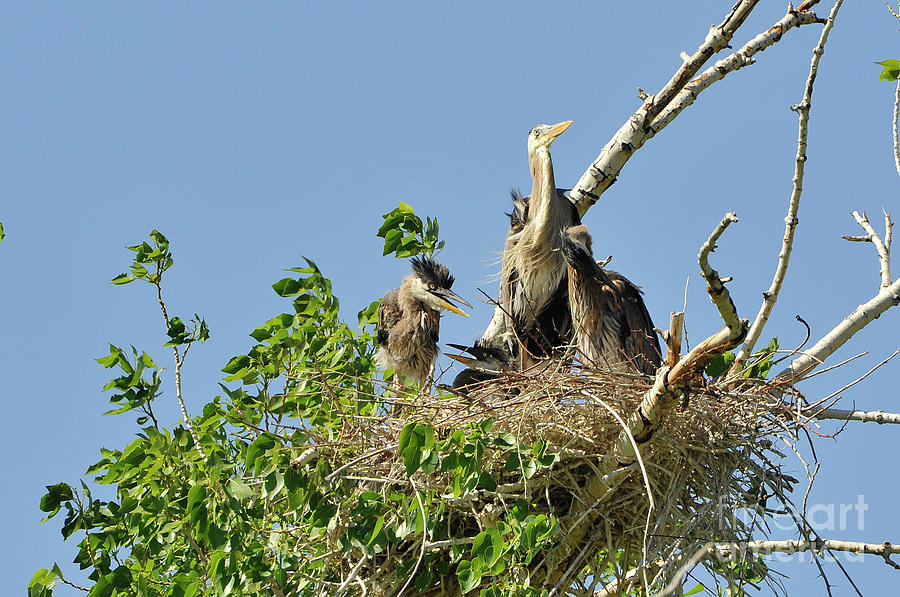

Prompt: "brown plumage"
[562,225,662,375]
[375,256,471,390]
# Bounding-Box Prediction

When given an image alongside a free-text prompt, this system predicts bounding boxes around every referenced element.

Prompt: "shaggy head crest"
[410,255,455,290]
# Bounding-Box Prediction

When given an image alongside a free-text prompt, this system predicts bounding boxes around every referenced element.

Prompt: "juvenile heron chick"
[561,225,662,374]
[445,341,516,394]
[376,256,472,390]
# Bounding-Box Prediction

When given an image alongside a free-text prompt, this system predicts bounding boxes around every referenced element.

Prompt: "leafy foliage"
[31,221,778,596]
[876,59,900,82]
[706,337,779,379]
[30,224,567,596]
[110,229,174,285]
[377,202,445,258]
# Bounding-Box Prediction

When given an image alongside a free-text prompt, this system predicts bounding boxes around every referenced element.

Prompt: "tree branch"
[569,4,823,216]
[155,275,206,462]
[893,79,900,179]
[775,277,900,384]
[697,213,743,337]
[644,0,761,123]
[715,538,900,561]
[849,210,892,289]
[730,0,843,376]
[805,406,900,425]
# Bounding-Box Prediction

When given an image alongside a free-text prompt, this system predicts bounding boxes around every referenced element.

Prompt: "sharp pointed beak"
[445,352,477,365]
[446,343,472,352]
[547,120,573,141]
[432,288,472,317]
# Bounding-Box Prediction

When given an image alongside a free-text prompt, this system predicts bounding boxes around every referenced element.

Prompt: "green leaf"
[246,433,277,474]
[110,273,135,285]
[27,567,60,597]
[457,560,482,594]
[272,278,302,297]
[376,202,443,258]
[226,478,253,501]
[684,583,706,596]
[877,59,900,82]
[472,528,504,568]
[705,350,735,377]
[187,483,208,518]
[222,354,250,375]
[39,483,74,521]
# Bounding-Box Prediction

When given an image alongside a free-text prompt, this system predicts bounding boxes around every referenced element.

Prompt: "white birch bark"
[568,5,823,216]
[730,0,842,375]
[775,278,900,384]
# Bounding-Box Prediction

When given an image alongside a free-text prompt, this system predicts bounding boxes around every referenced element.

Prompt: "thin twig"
[154,270,206,461]
[730,0,842,376]
[394,479,428,597]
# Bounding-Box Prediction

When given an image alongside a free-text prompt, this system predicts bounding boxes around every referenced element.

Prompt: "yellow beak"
[445,352,476,365]
[547,120,573,140]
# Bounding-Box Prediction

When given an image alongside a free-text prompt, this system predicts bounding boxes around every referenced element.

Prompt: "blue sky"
[3,1,899,594]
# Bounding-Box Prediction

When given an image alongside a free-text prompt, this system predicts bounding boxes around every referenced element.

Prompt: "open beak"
[546,120,573,141]
[431,288,472,317]
[445,351,477,366]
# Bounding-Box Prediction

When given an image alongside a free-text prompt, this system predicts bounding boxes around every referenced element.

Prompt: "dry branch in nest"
[306,363,807,596]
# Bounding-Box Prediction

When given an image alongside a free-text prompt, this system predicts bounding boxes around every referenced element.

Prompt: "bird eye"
[429,284,436,290]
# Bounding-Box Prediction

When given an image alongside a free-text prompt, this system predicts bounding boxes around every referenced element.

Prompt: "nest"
[310,365,801,595]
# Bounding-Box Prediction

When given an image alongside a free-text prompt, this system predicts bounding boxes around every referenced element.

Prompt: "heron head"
[527,120,573,156]
[564,224,593,255]
[445,341,514,370]
[408,256,472,317]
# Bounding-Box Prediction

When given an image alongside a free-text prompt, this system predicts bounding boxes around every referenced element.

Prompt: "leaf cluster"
[377,202,445,258]
[705,337,779,379]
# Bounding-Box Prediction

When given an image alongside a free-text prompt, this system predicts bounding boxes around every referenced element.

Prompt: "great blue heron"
[499,120,580,367]
[445,341,515,394]
[376,256,472,393]
[479,186,572,362]
[561,224,662,374]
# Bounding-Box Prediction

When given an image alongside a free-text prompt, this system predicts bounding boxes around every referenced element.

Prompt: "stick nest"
[315,366,799,594]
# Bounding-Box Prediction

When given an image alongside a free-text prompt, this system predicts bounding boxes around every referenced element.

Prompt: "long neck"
[528,147,556,230]
[509,145,569,313]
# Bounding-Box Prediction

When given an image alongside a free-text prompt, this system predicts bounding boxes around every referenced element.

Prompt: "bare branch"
[893,79,900,178]
[730,0,843,376]
[851,210,892,288]
[775,278,900,383]
[665,311,685,368]
[716,538,900,560]
[644,0,761,124]
[806,406,900,425]
[885,207,893,255]
[697,213,743,335]
[569,5,823,215]
[842,234,873,243]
